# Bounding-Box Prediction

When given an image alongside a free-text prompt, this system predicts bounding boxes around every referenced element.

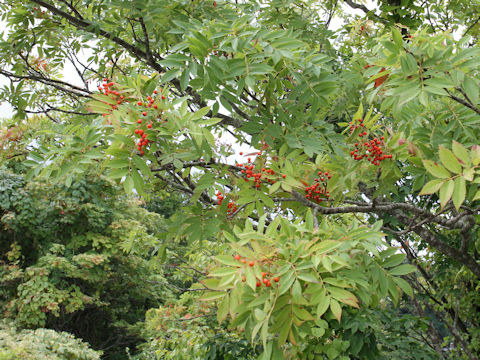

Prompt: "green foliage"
[0,320,101,360]
[0,168,171,359]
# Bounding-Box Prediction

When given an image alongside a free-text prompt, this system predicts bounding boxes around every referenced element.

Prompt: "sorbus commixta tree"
[1,1,480,359]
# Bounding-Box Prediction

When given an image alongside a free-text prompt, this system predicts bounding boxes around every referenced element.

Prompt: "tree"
[0,0,479,359]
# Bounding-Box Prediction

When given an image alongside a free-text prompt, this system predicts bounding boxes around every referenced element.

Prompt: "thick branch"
[390,210,480,280]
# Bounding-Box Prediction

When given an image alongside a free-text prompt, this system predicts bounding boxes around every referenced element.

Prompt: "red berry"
[241,259,247,264]
[274,277,280,282]
[262,272,267,278]
[161,95,165,100]
[137,119,142,124]
[234,254,241,260]
[147,124,152,128]
[239,152,243,155]
[265,280,271,287]
[256,280,262,287]
[140,150,145,155]
[137,101,142,106]
[153,90,157,94]
[134,129,140,134]
[249,261,254,267]
[142,112,147,116]
[282,174,286,178]
[153,104,158,109]
[263,278,268,284]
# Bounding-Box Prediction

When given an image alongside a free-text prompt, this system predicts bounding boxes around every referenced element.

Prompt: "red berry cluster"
[216,191,238,215]
[133,125,150,156]
[305,171,331,203]
[236,151,280,188]
[233,255,280,288]
[348,118,392,165]
[98,79,124,117]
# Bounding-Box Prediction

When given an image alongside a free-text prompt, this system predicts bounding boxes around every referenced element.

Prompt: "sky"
[0,1,376,120]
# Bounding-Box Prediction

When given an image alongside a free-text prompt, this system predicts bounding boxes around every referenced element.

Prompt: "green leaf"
[439,179,454,209]
[278,270,295,295]
[419,179,445,195]
[292,280,302,302]
[383,254,406,268]
[217,294,229,323]
[198,291,226,301]
[393,277,413,297]
[316,295,330,317]
[210,267,238,277]
[131,169,144,194]
[246,266,257,291]
[392,28,403,47]
[389,264,416,276]
[422,160,451,178]
[463,76,479,104]
[452,177,466,211]
[452,141,471,167]
[439,146,462,174]
[132,155,152,178]
[471,145,480,166]
[329,299,342,323]
[123,176,134,193]
[472,190,480,201]
[297,273,318,283]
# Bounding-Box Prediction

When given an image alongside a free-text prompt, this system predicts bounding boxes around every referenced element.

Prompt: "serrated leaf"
[278,270,295,295]
[392,28,403,47]
[471,145,480,166]
[216,255,241,267]
[383,254,406,268]
[292,280,302,302]
[132,155,153,178]
[198,291,226,301]
[463,168,474,181]
[439,179,454,209]
[327,287,359,308]
[269,181,281,194]
[423,160,451,178]
[316,295,330,317]
[472,190,480,201]
[439,146,462,174]
[246,266,257,291]
[389,264,416,276]
[452,176,466,211]
[209,267,238,277]
[329,299,342,323]
[297,273,318,283]
[419,179,445,195]
[123,176,134,193]
[393,277,413,297]
[217,294,229,323]
[452,141,471,167]
[463,76,479,104]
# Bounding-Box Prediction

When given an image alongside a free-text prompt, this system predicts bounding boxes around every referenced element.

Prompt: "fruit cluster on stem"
[305,171,331,203]
[216,191,238,215]
[349,119,391,165]
[233,255,280,288]
[236,151,281,188]
[98,79,123,117]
